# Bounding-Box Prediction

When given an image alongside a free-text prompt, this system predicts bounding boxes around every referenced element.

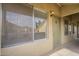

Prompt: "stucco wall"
[1,3,60,56]
[61,4,79,45]
[2,3,79,56]
[71,13,79,39]
[61,17,72,45]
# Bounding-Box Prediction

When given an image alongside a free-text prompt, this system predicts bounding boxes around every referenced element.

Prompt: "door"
[52,15,61,50]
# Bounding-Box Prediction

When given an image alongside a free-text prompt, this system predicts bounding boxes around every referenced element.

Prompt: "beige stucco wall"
[1,3,79,56]
[1,3,60,56]
[0,4,2,56]
[71,13,79,39]
[61,17,72,45]
[61,4,79,44]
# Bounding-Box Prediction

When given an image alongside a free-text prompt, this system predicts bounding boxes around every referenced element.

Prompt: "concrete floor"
[50,40,79,56]
[64,40,79,54]
[50,48,79,56]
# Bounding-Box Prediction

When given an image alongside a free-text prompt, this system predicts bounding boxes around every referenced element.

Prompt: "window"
[68,24,72,35]
[72,24,74,34]
[64,20,68,35]
[34,9,48,40]
[77,22,79,38]
[2,4,48,48]
[2,4,33,48]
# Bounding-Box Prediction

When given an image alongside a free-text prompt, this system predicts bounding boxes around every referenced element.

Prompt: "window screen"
[2,4,33,48]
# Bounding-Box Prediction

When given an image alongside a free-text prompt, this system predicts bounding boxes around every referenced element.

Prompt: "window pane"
[34,9,47,40]
[72,24,74,34]
[64,20,68,35]
[77,22,79,38]
[2,4,33,48]
[74,25,77,37]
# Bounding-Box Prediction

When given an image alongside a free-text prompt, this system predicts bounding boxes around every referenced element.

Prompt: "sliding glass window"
[2,4,48,48]
[2,4,33,48]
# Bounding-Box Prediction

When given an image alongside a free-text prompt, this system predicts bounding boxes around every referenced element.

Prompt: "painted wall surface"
[71,13,79,39]
[61,4,79,44]
[2,3,79,56]
[61,13,79,45]
[61,17,72,45]
[0,4,2,56]
[52,16,61,50]
[1,3,60,56]
[61,4,79,17]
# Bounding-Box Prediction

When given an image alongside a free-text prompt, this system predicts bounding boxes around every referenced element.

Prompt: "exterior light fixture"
[50,10,55,16]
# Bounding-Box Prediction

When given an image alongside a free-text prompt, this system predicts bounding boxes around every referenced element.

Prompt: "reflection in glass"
[68,24,72,35]
[77,22,79,38]
[2,11,33,47]
[74,25,77,38]
[34,9,47,40]
[64,20,68,35]
[72,24,74,34]
[2,4,48,48]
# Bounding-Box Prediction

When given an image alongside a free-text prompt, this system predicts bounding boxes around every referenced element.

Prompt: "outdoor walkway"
[50,40,79,56]
[50,48,79,56]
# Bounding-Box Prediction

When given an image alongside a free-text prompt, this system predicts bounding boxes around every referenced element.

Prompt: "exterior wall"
[61,4,79,17]
[61,17,72,45]
[0,4,2,55]
[52,15,61,50]
[61,18,64,44]
[61,4,79,45]
[1,3,79,56]
[1,3,60,56]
